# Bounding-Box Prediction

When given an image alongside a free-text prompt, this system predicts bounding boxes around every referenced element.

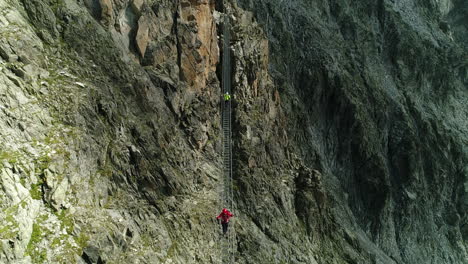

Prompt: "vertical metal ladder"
[221,10,235,264]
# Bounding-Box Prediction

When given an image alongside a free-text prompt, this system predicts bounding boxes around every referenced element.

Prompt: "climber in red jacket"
[217,208,234,235]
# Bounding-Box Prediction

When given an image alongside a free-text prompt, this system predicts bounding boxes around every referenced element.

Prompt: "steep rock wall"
[0,0,223,263]
[0,0,466,263]
[235,0,468,263]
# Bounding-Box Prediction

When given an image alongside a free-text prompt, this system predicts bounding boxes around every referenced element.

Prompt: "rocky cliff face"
[0,0,466,263]
[234,0,468,263]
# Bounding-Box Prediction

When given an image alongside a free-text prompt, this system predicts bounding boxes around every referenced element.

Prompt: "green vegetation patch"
[50,209,83,263]
[34,152,52,173]
[25,214,50,263]
[26,222,48,263]
[0,149,21,165]
[55,208,74,234]
[0,213,19,240]
[75,231,89,249]
[30,182,43,200]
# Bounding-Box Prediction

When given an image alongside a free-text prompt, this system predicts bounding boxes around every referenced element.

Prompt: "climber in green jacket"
[224,92,231,102]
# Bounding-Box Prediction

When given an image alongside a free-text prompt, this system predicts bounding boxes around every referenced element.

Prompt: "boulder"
[135,16,150,57]
[131,0,145,15]
[98,0,113,25]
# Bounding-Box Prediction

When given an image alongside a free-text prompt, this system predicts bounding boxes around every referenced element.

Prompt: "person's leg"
[222,222,228,234]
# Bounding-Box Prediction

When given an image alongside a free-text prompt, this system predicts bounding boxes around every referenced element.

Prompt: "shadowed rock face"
[0,0,466,263]
[236,0,467,263]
